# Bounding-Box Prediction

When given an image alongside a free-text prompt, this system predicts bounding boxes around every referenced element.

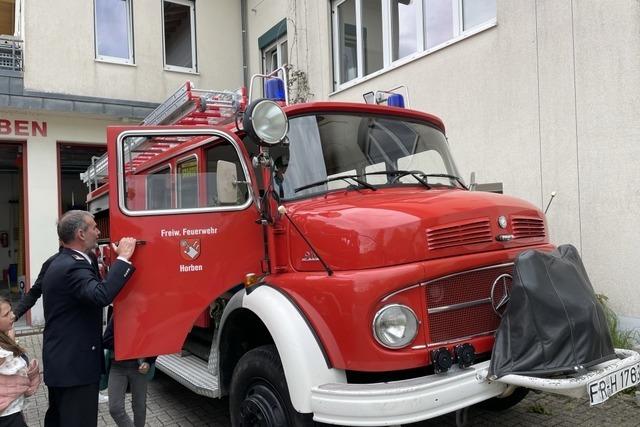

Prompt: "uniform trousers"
[44,383,99,427]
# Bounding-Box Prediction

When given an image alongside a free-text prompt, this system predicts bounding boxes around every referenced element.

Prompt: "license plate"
[588,362,640,405]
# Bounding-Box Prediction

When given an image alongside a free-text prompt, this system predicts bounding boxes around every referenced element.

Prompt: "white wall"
[0,110,116,325]
[245,0,289,79]
[289,0,640,321]
[24,0,244,102]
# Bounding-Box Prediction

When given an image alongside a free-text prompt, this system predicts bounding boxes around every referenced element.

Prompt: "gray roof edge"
[0,73,159,119]
[22,89,159,109]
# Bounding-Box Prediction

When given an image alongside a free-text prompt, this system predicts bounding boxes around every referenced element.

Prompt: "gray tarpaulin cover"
[489,244,616,378]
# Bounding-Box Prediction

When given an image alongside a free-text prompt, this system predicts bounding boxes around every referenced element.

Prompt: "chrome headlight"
[243,99,289,146]
[372,304,419,349]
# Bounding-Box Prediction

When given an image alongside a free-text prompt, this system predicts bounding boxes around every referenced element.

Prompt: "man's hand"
[112,237,137,261]
[0,373,29,409]
[138,362,150,375]
[25,359,41,396]
[27,359,39,378]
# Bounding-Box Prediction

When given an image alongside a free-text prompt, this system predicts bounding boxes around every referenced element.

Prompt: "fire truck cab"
[83,70,640,426]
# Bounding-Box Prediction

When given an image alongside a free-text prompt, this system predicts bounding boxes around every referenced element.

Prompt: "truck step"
[156,353,220,398]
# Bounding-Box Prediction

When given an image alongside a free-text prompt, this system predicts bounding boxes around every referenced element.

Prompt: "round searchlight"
[243,99,289,146]
[372,304,419,349]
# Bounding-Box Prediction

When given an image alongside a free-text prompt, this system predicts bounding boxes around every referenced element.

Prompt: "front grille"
[425,264,513,343]
[512,217,545,239]
[426,220,492,250]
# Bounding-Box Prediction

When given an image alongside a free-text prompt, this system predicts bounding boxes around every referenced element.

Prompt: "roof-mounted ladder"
[81,81,247,190]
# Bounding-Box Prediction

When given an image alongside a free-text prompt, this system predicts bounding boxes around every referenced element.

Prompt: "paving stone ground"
[16,333,640,427]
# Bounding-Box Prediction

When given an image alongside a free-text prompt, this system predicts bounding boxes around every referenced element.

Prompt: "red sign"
[0,119,48,137]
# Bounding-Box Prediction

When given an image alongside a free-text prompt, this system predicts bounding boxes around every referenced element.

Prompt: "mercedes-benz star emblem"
[490,274,512,317]
[498,215,508,229]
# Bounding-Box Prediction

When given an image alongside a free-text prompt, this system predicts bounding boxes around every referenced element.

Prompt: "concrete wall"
[288,0,640,321]
[245,0,289,79]
[0,110,116,325]
[23,0,244,102]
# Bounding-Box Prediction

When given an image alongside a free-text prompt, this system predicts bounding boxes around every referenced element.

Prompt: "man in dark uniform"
[41,210,137,427]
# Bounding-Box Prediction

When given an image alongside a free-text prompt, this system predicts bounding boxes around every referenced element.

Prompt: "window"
[391,0,421,61]
[462,0,495,31]
[282,114,463,199]
[177,157,198,208]
[146,167,172,210]
[259,19,288,75]
[263,37,288,74]
[119,133,252,214]
[163,0,197,73]
[94,0,134,64]
[0,0,21,37]
[332,0,496,88]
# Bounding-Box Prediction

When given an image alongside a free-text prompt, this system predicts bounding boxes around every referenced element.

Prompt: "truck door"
[108,127,263,359]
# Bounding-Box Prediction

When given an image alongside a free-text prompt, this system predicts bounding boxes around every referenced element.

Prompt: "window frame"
[261,35,288,74]
[93,0,135,65]
[331,0,496,90]
[117,130,254,217]
[176,154,199,209]
[162,0,198,74]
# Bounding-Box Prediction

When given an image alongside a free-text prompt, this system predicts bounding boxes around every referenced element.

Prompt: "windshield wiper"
[294,174,377,193]
[362,170,467,190]
[361,170,432,189]
[419,174,468,190]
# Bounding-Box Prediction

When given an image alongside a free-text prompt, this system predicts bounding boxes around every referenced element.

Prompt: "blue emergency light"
[265,78,286,102]
[387,93,405,108]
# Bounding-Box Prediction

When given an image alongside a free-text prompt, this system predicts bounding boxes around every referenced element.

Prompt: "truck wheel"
[230,345,315,427]
[477,387,529,411]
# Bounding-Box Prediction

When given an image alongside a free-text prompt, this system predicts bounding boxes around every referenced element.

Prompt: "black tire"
[476,387,529,411]
[229,345,315,427]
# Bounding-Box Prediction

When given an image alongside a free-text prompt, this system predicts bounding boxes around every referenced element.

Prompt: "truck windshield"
[276,114,463,199]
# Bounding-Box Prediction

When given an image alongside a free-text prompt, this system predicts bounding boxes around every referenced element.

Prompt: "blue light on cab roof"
[264,78,285,102]
[387,93,405,108]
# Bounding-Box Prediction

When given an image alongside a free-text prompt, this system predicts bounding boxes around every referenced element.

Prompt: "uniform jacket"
[14,248,100,320]
[42,248,134,387]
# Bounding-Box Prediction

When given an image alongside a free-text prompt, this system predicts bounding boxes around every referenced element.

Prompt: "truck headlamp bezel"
[372,304,419,349]
[243,99,289,146]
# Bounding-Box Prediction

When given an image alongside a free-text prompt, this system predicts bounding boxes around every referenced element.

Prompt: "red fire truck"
[82,69,639,426]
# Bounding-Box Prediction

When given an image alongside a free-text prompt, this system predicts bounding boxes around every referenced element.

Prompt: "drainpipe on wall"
[241,0,249,88]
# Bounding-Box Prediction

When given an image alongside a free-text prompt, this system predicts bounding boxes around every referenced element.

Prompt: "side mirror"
[217,160,238,204]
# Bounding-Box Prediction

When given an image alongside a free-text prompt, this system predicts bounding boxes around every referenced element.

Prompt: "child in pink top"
[0,296,40,426]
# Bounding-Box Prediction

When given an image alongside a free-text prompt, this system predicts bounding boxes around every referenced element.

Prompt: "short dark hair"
[57,210,93,244]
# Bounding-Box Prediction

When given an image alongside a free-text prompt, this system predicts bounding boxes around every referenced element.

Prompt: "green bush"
[596,294,639,349]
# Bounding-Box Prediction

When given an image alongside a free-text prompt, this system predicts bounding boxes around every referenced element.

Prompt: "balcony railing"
[0,36,23,72]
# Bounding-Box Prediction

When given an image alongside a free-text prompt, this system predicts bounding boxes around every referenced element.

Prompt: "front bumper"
[310,348,640,426]
[495,348,640,398]
[310,360,505,426]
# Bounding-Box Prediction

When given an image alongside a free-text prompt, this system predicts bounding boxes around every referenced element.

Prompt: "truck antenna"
[277,206,333,276]
[544,191,557,215]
